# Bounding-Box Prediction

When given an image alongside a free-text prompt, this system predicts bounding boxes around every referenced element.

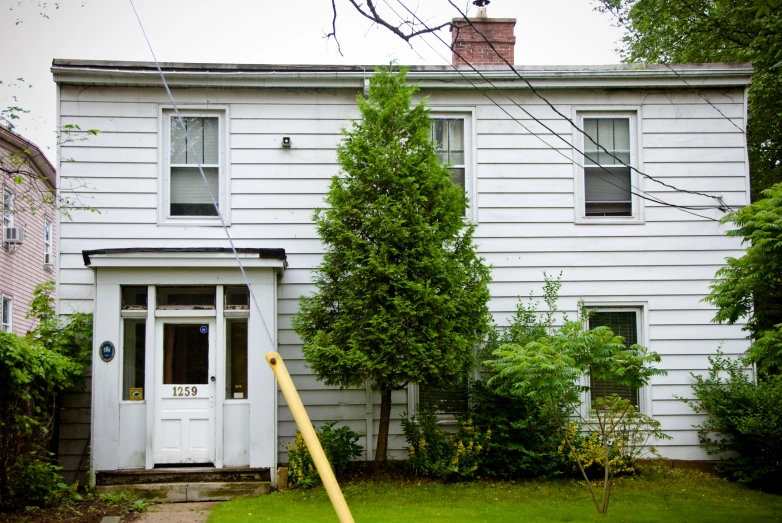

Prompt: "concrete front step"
[96,481,270,502]
[96,466,271,486]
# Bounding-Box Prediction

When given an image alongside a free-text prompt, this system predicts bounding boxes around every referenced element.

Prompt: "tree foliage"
[484,282,667,516]
[704,183,782,376]
[681,350,782,492]
[293,65,492,472]
[596,0,782,200]
[0,282,92,509]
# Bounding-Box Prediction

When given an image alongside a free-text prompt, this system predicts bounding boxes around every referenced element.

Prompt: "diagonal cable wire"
[391,0,720,221]
[128,0,276,347]
[445,0,731,213]
[597,1,746,135]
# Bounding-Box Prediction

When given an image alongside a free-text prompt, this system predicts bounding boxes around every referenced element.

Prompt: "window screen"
[583,118,632,217]
[589,310,639,406]
[419,383,469,416]
[169,116,220,217]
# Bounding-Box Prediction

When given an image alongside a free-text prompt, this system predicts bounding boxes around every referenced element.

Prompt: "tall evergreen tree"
[293,66,492,473]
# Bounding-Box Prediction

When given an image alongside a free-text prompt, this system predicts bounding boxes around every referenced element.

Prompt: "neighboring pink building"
[1,126,57,335]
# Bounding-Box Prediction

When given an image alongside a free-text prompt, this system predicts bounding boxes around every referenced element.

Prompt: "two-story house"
[52,15,752,496]
[1,126,57,335]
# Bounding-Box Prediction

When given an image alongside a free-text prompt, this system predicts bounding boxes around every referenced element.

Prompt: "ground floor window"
[122,318,146,401]
[588,308,641,407]
[226,318,248,399]
[1,296,11,333]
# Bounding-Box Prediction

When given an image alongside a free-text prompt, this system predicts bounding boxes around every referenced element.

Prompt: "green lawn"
[207,468,782,522]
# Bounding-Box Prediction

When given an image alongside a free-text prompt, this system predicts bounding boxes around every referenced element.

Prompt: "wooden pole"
[265,351,355,523]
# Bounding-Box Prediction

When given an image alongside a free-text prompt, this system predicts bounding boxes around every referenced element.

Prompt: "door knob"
[210,376,216,382]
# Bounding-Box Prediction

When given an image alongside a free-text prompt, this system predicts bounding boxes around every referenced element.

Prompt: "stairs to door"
[95,467,271,502]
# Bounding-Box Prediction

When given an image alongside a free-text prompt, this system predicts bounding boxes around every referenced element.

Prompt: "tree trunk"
[374,388,392,475]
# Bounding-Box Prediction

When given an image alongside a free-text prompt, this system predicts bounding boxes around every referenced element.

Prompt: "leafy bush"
[401,405,490,480]
[558,397,667,479]
[681,351,782,492]
[0,282,92,509]
[286,422,363,488]
[464,381,569,479]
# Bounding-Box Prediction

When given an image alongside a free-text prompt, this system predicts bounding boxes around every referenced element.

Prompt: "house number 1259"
[172,386,197,397]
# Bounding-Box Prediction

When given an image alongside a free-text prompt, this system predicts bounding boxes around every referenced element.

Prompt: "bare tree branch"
[324,0,344,57]
[329,0,450,45]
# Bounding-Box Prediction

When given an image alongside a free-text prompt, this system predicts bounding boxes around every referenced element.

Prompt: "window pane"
[226,319,248,399]
[450,168,465,190]
[1,297,11,332]
[170,167,219,216]
[163,324,209,384]
[448,120,464,164]
[157,286,215,308]
[170,117,219,165]
[3,190,12,229]
[584,166,632,217]
[419,384,468,416]
[122,286,148,309]
[431,120,446,154]
[225,286,250,309]
[589,311,639,406]
[122,318,146,400]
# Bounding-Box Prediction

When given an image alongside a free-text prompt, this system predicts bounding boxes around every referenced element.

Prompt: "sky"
[0,0,625,160]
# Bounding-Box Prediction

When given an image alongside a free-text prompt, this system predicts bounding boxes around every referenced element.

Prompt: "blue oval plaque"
[200,326,208,334]
[99,341,115,362]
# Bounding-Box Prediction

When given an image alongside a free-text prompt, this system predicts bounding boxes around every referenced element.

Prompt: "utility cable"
[392,0,719,221]
[598,1,746,135]
[128,0,276,347]
[445,0,731,213]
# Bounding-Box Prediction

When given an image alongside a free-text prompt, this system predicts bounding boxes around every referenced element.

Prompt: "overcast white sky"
[1,0,624,159]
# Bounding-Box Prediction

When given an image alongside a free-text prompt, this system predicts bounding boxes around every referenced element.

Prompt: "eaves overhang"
[82,247,287,273]
[52,60,753,90]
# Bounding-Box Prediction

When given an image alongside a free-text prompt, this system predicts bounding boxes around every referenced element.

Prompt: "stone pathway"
[130,502,220,523]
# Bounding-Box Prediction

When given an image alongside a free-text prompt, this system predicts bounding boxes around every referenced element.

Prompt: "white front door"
[153,318,216,464]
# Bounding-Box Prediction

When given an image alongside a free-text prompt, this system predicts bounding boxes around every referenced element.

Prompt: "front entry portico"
[84,248,285,484]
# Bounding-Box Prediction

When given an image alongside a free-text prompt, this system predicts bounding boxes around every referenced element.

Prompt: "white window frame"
[3,188,13,234]
[44,217,53,266]
[579,302,651,418]
[158,106,230,226]
[1,295,12,333]
[429,109,477,224]
[572,108,644,225]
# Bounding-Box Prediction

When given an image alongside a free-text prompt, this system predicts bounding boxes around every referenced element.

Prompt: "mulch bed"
[1,497,141,523]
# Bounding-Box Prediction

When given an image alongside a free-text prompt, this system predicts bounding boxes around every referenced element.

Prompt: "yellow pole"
[265,351,355,523]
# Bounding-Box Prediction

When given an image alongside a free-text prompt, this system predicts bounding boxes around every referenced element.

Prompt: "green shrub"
[0,282,92,509]
[401,405,489,480]
[464,381,570,479]
[682,351,782,492]
[286,422,363,488]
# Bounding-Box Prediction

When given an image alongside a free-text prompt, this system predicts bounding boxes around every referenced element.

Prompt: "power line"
[446,0,732,213]
[390,0,720,221]
[128,0,276,347]
[597,0,746,135]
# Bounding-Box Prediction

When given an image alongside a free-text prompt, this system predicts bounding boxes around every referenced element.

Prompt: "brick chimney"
[450,7,516,67]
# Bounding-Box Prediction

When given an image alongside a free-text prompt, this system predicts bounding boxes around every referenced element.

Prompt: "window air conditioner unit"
[3,227,24,244]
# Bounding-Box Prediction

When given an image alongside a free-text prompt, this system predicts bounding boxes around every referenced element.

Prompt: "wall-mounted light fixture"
[281,136,292,148]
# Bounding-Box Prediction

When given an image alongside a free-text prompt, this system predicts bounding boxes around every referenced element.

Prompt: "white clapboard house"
[52,15,752,497]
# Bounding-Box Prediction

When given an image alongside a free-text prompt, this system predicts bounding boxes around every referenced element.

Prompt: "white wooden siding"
[57,84,749,464]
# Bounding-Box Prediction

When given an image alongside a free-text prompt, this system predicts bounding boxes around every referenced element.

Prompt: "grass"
[207,467,782,522]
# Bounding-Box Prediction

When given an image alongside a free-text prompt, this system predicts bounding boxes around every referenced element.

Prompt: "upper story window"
[160,108,229,225]
[1,296,11,333]
[575,112,642,224]
[3,189,13,231]
[430,112,476,222]
[431,119,465,189]
[44,217,53,266]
